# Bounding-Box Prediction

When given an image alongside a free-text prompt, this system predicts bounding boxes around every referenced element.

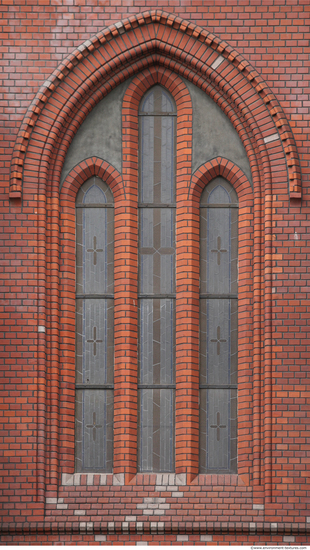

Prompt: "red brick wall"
[1,1,310,545]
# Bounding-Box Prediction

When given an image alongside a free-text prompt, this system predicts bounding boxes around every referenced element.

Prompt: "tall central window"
[138,86,176,472]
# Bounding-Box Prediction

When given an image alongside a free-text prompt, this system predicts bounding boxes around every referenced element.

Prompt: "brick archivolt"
[9,9,301,200]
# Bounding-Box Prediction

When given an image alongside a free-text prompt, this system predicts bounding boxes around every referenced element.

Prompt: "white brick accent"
[211,55,224,70]
[176,473,186,485]
[86,473,94,485]
[46,498,57,504]
[113,473,124,485]
[177,535,188,541]
[264,133,279,144]
[95,535,106,542]
[125,516,137,522]
[283,536,295,543]
[56,503,68,510]
[253,503,264,510]
[74,510,86,516]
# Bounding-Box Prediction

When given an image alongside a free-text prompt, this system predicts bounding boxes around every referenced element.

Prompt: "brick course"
[1,1,310,545]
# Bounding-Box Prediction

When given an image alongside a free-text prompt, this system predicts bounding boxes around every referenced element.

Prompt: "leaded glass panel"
[200,299,238,386]
[75,389,113,472]
[200,389,237,472]
[76,298,114,386]
[138,389,175,472]
[139,209,175,295]
[76,207,114,295]
[139,299,175,386]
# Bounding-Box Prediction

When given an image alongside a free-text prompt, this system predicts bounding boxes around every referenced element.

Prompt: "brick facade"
[1,1,310,545]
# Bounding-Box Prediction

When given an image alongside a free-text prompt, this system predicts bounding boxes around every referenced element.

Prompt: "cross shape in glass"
[211,235,227,266]
[87,235,103,266]
[86,412,103,442]
[87,326,102,356]
[211,325,227,356]
[210,412,227,441]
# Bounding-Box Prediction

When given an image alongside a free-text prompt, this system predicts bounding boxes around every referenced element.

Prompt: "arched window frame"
[75,176,114,473]
[199,177,239,474]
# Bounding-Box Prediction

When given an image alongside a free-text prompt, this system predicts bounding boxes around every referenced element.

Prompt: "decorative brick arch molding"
[8,10,300,504]
[9,10,301,200]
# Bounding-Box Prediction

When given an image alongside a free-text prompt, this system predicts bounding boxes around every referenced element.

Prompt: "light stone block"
[201,535,213,542]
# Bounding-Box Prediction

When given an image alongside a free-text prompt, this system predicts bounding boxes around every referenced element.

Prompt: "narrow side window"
[199,177,238,473]
[75,177,114,472]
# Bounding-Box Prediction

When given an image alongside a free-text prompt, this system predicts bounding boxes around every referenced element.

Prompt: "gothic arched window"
[75,177,114,472]
[199,177,238,473]
[138,86,176,472]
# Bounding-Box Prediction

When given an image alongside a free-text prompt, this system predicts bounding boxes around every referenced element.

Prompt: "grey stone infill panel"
[60,79,131,188]
[186,79,252,185]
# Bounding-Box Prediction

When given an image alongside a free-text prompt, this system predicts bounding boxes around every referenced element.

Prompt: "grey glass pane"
[83,184,107,204]
[76,177,114,205]
[200,299,237,385]
[76,299,114,385]
[161,90,175,113]
[207,185,231,204]
[200,177,238,206]
[76,207,114,295]
[140,116,155,203]
[138,389,175,472]
[75,389,113,472]
[200,388,237,473]
[139,299,175,385]
[160,116,175,203]
[139,209,175,295]
[139,85,176,114]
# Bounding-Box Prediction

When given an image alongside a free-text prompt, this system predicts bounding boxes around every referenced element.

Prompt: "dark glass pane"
[139,299,175,385]
[200,298,237,386]
[75,389,113,472]
[76,207,114,295]
[76,298,114,385]
[200,207,231,295]
[139,209,175,295]
[138,389,175,472]
[200,388,237,473]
